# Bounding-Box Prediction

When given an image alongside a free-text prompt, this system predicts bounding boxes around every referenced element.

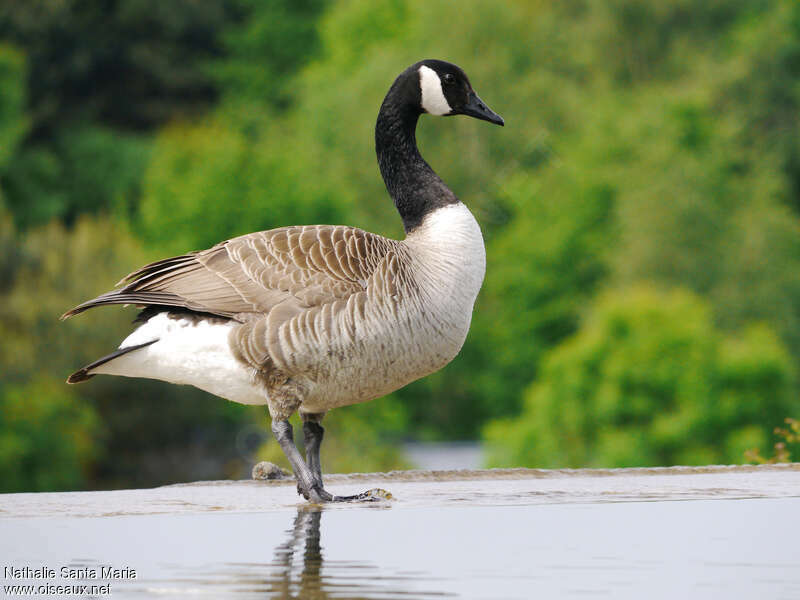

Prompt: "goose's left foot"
[332,488,393,502]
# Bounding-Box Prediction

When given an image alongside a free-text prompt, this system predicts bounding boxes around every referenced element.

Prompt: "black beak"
[458,91,504,126]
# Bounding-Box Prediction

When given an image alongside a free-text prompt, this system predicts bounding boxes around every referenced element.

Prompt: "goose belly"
[94,312,266,405]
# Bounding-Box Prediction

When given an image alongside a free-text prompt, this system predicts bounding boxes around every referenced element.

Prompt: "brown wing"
[61,225,398,321]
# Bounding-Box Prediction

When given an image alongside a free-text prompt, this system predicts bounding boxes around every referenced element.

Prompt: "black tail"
[66,339,158,384]
[60,290,187,320]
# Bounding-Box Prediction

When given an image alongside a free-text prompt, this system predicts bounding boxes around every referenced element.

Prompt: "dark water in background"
[2,466,800,599]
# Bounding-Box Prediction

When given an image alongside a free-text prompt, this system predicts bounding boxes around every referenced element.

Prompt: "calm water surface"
[2,467,800,599]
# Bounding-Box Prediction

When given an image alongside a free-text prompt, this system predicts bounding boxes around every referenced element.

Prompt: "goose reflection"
[260,506,401,600]
[267,507,326,599]
[132,505,447,599]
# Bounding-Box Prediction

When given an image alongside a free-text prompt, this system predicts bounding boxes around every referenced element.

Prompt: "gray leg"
[271,419,332,503]
[271,418,393,504]
[302,417,325,488]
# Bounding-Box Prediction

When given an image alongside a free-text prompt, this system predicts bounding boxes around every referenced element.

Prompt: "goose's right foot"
[298,483,334,503]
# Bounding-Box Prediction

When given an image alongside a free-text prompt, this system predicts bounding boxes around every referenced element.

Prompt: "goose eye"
[442,73,456,85]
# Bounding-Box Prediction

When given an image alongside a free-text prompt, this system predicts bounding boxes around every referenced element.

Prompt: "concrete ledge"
[2,463,798,518]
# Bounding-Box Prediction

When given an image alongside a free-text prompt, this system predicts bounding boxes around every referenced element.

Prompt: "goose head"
[416,59,504,126]
[376,59,504,232]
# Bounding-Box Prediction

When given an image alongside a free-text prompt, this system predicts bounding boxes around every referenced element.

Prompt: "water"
[403,441,483,470]
[2,465,800,599]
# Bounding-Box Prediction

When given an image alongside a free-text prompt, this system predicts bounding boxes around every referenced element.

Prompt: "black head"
[415,59,504,126]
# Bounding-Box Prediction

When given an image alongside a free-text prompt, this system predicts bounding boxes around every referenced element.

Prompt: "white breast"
[405,202,487,310]
[298,202,486,412]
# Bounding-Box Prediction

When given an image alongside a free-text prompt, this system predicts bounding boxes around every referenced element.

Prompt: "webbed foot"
[297,484,393,503]
[333,488,393,502]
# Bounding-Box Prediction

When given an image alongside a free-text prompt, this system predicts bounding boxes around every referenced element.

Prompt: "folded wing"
[62,225,398,321]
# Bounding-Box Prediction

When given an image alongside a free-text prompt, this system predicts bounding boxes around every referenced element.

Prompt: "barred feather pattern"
[64,204,485,419]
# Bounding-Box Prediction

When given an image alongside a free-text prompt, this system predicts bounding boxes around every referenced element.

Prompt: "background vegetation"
[1,0,798,492]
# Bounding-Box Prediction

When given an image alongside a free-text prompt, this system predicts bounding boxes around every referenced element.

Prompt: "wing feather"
[62,225,398,322]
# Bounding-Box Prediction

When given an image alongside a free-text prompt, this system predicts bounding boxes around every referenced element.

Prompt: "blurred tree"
[589,0,761,84]
[0,0,328,230]
[3,127,152,228]
[718,0,800,214]
[604,69,800,371]
[485,287,799,468]
[0,44,26,169]
[468,174,614,426]
[0,211,258,491]
[745,418,800,464]
[4,0,800,490]
[0,0,232,135]
[137,117,345,253]
[0,209,101,492]
[0,0,232,229]
[210,0,328,111]
[0,379,97,493]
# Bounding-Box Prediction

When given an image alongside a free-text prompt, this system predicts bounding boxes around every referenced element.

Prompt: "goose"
[62,59,504,502]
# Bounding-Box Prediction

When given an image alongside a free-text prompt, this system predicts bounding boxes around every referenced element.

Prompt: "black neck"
[375,80,458,233]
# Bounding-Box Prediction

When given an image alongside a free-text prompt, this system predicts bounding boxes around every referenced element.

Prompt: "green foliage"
[588,0,760,83]
[0,214,149,387]
[0,0,234,134]
[3,0,800,490]
[0,379,97,492]
[720,0,800,203]
[745,418,800,464]
[0,211,256,491]
[0,0,326,231]
[0,44,26,169]
[210,0,328,110]
[584,56,800,364]
[0,0,232,230]
[471,173,614,422]
[485,287,798,468]
[132,0,338,253]
[3,127,152,229]
[138,117,344,253]
[0,212,121,491]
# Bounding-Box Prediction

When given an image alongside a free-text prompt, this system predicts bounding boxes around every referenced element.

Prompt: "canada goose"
[63,59,503,502]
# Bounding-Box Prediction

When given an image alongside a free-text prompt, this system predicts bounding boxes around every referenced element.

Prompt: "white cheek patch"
[418,65,452,116]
